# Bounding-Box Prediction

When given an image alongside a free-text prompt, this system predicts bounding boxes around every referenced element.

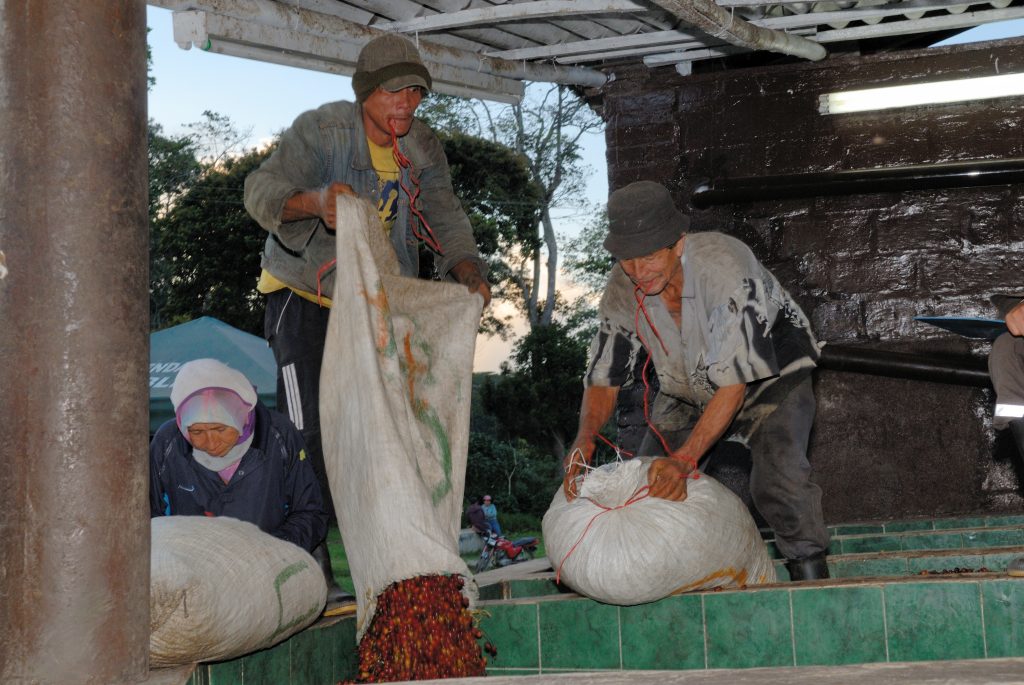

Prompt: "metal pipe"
[0,3,150,683]
[691,158,1024,208]
[818,344,991,387]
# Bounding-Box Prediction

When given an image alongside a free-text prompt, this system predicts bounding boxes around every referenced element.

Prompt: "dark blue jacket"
[149,402,329,552]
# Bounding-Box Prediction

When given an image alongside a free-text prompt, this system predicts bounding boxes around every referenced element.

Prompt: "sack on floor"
[543,457,776,605]
[149,516,327,667]
[319,195,484,637]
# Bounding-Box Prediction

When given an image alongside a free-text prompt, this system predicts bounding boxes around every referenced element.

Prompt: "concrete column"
[0,2,150,683]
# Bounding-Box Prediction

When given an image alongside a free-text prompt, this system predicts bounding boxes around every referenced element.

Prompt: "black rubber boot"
[785,552,830,581]
[312,541,355,605]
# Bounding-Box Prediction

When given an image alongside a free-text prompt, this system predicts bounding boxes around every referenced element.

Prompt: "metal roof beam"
[172,10,526,101]
[813,4,1024,40]
[647,0,827,60]
[757,0,1014,29]
[154,0,609,86]
[375,0,646,32]
[489,28,703,60]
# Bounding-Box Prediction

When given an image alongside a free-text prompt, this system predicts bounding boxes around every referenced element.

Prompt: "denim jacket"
[244,100,484,294]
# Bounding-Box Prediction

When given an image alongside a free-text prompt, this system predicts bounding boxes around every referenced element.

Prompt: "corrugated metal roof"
[151,0,1024,101]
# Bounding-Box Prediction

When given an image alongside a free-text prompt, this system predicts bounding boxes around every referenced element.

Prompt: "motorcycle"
[474,529,539,574]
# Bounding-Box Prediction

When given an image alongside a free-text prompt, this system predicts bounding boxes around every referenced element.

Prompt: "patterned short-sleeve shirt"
[585,231,819,409]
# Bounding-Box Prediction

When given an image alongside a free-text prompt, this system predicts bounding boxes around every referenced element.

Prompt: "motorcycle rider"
[466,496,490,537]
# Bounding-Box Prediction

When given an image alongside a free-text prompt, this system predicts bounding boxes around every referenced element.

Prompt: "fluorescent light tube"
[819,72,1024,114]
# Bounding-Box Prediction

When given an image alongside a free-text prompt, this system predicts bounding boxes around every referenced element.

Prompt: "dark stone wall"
[594,38,1024,524]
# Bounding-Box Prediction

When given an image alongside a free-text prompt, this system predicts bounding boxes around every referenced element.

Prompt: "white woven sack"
[543,457,776,605]
[149,516,327,667]
[320,195,483,637]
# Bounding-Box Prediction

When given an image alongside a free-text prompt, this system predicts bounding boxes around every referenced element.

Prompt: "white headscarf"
[170,359,258,472]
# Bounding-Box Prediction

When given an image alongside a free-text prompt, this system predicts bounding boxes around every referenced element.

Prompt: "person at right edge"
[562,180,831,581]
[990,296,1024,576]
[243,34,491,603]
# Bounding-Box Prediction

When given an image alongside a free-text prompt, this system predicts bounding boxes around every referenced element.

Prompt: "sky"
[146,6,1024,370]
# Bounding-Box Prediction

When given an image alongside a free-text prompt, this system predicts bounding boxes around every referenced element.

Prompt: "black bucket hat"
[604,181,689,260]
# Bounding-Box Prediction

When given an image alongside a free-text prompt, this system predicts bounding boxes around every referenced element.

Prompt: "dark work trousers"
[989,332,1024,431]
[638,374,829,561]
[264,288,335,519]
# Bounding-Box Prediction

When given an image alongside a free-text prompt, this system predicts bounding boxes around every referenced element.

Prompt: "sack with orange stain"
[543,457,776,605]
[319,195,484,638]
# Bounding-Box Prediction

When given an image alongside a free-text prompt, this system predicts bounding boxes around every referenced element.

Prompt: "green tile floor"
[181,514,1024,684]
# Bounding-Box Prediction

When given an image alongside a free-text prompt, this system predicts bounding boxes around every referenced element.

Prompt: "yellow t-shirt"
[368,138,400,235]
[258,137,401,307]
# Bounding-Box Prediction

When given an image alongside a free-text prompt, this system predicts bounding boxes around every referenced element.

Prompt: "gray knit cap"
[604,181,689,260]
[353,34,432,102]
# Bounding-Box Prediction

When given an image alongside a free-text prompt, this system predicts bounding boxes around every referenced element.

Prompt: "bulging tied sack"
[543,457,776,605]
[149,516,327,667]
[319,195,484,637]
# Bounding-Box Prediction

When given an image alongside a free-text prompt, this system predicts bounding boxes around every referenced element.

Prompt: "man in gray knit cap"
[244,33,490,602]
[562,180,830,581]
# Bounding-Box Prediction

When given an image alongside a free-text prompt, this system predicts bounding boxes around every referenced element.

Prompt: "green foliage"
[148,121,203,329]
[499,513,542,535]
[464,434,561,520]
[439,131,541,257]
[482,323,588,456]
[148,110,269,334]
[151,144,271,334]
[560,208,613,343]
[435,131,544,338]
[562,208,612,298]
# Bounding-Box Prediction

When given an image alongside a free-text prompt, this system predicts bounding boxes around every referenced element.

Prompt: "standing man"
[562,181,830,581]
[244,33,491,601]
[989,296,1024,576]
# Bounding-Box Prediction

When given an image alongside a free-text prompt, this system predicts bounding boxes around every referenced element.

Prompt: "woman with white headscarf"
[149,358,328,553]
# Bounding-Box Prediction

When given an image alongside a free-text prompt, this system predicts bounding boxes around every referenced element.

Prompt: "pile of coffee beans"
[351,574,489,682]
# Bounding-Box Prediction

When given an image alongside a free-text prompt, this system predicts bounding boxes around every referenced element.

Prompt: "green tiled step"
[829,513,1024,536]
[478,575,1024,676]
[764,520,1024,559]
[477,545,1024,598]
[774,545,1024,581]
[187,613,358,685]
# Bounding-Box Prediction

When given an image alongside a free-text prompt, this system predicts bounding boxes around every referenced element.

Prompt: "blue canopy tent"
[149,317,277,434]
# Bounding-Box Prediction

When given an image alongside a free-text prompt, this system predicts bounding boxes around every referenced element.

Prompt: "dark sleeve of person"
[149,426,172,518]
[271,420,330,553]
[467,505,488,533]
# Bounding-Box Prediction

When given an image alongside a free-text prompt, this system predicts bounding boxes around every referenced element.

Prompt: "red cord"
[316,258,337,307]
[630,284,699,475]
[389,123,445,255]
[311,122,445,306]
[556,485,651,584]
[595,432,633,457]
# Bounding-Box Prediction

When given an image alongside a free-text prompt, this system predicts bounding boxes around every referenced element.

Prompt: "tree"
[482,322,589,457]
[148,121,201,329]
[419,85,603,331]
[560,208,612,344]
[151,139,271,334]
[433,131,544,338]
[464,433,561,520]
